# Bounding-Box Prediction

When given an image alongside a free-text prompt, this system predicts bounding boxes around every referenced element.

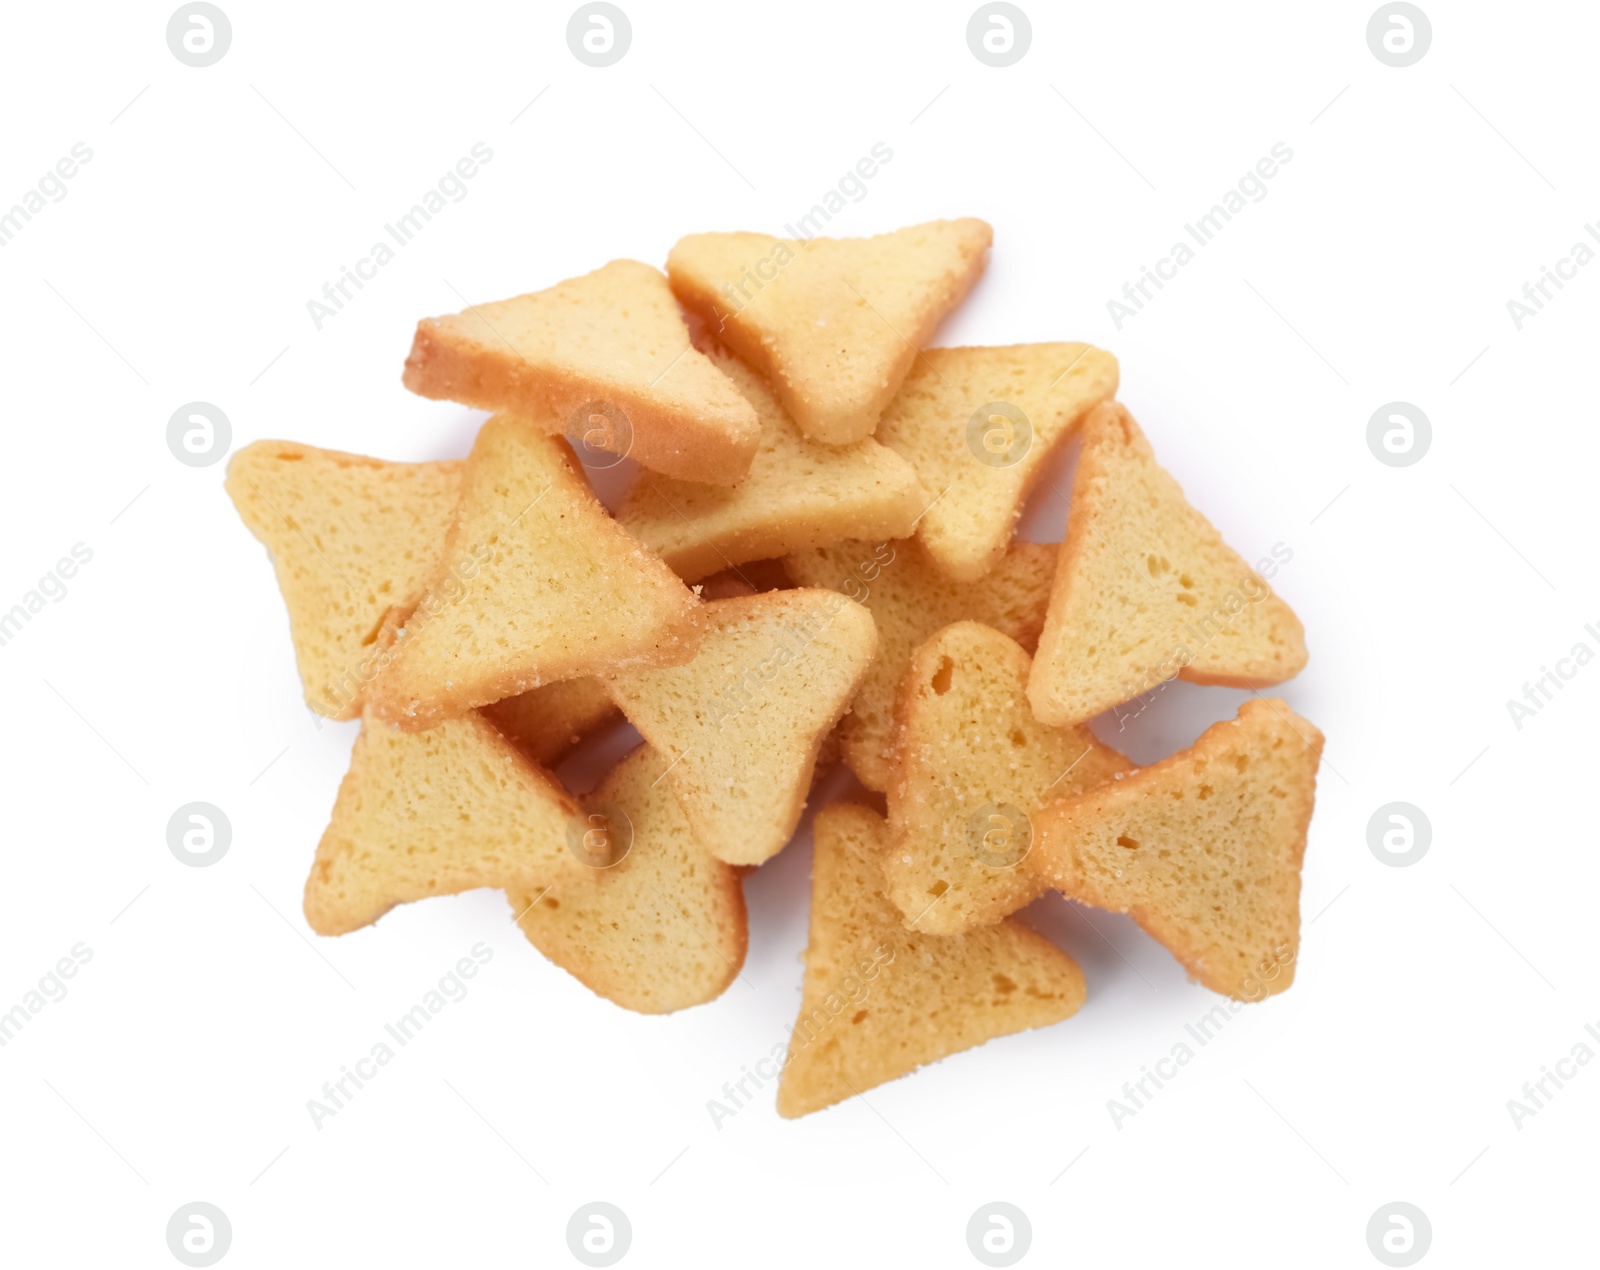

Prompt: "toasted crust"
[785,538,1058,791]
[1028,403,1308,727]
[875,344,1119,582]
[618,348,925,582]
[509,745,747,1013]
[605,591,878,866]
[667,219,993,444]
[305,710,579,936]
[402,260,759,484]
[885,622,1133,935]
[224,440,463,720]
[365,416,704,731]
[1036,699,1323,1000]
[776,804,1086,1118]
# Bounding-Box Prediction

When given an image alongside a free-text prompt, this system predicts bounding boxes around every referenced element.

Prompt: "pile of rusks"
[228,218,1322,1118]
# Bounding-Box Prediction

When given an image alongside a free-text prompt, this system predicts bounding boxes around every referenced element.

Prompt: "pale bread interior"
[305,709,578,936]
[366,415,702,730]
[225,441,461,720]
[785,538,1057,791]
[776,803,1086,1118]
[875,343,1118,582]
[1028,402,1307,727]
[886,621,1133,935]
[618,346,925,581]
[509,744,747,1013]
[667,219,993,444]
[1037,698,1322,1000]
[605,590,877,866]
[402,260,759,484]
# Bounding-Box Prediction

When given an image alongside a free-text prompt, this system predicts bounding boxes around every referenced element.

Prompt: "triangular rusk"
[618,347,925,582]
[875,343,1118,581]
[1028,403,1307,728]
[1036,699,1322,1000]
[667,219,992,444]
[225,441,462,720]
[367,416,703,730]
[605,591,876,866]
[402,260,759,484]
[775,804,1085,1118]
[886,622,1132,935]
[785,538,1057,792]
[304,709,579,936]
[509,744,747,1013]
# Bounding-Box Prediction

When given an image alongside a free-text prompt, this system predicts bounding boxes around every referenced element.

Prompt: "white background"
[1,1,1593,1266]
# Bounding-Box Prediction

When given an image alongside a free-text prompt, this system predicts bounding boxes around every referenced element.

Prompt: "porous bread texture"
[776,803,1086,1118]
[1028,402,1308,728]
[224,441,462,720]
[618,347,925,582]
[605,590,877,866]
[366,415,703,731]
[667,219,993,445]
[875,344,1119,582]
[305,709,579,936]
[785,538,1057,792]
[509,744,747,1013]
[402,260,759,484]
[1036,698,1323,1000]
[480,678,620,768]
[886,622,1133,935]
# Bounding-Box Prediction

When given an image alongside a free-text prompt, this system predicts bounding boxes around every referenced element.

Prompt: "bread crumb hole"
[930,657,954,695]
[993,974,1017,994]
[542,897,560,909]
[1198,784,1213,799]
[1009,728,1026,747]
[1116,835,1140,851]
[928,880,949,897]
[850,1010,868,1024]
[1235,755,1249,772]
